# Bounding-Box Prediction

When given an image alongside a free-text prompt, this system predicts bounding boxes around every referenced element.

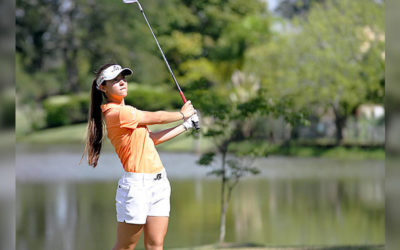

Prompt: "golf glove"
[191,111,200,130]
[183,114,198,130]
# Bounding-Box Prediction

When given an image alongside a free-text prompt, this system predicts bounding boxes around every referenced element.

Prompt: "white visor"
[96,64,133,89]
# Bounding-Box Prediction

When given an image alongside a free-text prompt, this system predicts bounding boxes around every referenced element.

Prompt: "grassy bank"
[229,141,385,160]
[17,123,88,145]
[171,242,384,250]
[17,124,384,160]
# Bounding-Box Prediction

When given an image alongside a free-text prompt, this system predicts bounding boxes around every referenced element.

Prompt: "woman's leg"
[143,216,169,250]
[112,222,144,250]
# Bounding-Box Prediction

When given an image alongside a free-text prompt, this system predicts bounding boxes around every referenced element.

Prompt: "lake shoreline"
[171,242,384,250]
[17,149,385,248]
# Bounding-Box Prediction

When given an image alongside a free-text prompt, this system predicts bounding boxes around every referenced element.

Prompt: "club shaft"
[136,1,187,103]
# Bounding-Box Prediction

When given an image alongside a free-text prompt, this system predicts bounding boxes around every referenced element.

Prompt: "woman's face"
[99,73,128,101]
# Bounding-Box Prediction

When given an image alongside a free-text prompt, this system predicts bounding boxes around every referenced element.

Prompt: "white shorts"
[115,168,171,224]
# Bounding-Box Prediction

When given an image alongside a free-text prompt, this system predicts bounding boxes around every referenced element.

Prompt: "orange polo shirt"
[101,103,164,173]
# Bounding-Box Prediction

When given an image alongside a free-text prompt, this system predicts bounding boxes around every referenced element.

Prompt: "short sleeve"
[119,105,143,129]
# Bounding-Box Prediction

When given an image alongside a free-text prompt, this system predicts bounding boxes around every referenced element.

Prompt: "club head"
[122,0,137,3]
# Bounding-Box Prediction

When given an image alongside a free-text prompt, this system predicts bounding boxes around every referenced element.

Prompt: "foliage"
[42,94,89,127]
[276,0,326,19]
[190,0,384,240]
[16,104,46,135]
[197,152,215,166]
[198,153,260,182]
[125,84,182,111]
[193,68,308,243]
[16,0,273,133]
[16,0,385,242]
[245,0,384,144]
[16,54,65,104]
[16,0,171,97]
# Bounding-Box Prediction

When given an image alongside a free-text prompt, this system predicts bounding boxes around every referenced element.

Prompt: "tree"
[197,152,260,243]
[193,68,306,243]
[16,0,98,97]
[16,0,170,100]
[296,0,384,144]
[245,0,384,145]
[173,1,309,242]
[172,2,272,242]
[276,0,325,18]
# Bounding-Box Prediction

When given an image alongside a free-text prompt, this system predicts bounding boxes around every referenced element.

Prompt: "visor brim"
[96,65,133,88]
[103,68,133,81]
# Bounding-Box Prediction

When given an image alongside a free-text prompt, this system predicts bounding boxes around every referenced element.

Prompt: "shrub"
[16,104,46,135]
[125,84,182,111]
[42,93,89,128]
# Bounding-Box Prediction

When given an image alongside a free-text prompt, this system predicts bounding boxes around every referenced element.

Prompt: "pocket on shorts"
[161,178,171,196]
[116,183,130,204]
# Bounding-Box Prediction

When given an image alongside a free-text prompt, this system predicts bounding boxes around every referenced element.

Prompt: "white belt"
[122,168,166,181]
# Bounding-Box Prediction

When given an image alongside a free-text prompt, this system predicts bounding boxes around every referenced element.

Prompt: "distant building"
[356,104,384,120]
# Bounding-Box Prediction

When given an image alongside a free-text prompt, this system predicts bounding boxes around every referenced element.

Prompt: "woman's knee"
[145,237,164,249]
[113,241,137,250]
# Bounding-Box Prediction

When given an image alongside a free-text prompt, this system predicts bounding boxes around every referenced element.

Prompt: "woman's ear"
[98,85,107,93]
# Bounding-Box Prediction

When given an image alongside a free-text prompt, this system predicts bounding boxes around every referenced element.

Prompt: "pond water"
[16,144,384,250]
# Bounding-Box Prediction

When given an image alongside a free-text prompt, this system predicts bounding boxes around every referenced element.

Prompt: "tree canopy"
[16,0,384,144]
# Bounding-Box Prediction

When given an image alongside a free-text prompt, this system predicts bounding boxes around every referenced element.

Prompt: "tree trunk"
[61,5,79,94]
[219,152,227,244]
[219,195,228,244]
[332,105,346,145]
[64,48,79,93]
[334,116,345,145]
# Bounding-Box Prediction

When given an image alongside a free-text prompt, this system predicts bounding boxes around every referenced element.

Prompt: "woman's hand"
[180,101,195,119]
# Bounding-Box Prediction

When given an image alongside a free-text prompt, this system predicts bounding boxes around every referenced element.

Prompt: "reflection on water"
[16,144,384,249]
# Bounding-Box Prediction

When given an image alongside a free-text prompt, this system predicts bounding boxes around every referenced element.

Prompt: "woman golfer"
[83,63,197,250]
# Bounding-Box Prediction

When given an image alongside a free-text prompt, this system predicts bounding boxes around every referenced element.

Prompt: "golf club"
[123,0,200,130]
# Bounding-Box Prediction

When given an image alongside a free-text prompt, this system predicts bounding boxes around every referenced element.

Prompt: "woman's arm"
[139,101,195,125]
[139,111,184,125]
[149,124,187,145]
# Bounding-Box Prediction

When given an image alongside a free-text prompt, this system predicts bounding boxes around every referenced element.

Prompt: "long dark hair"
[81,63,114,167]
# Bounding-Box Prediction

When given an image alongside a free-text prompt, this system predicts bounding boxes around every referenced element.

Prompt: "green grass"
[17,124,385,160]
[276,145,385,160]
[17,123,88,145]
[170,242,384,250]
[229,140,385,160]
